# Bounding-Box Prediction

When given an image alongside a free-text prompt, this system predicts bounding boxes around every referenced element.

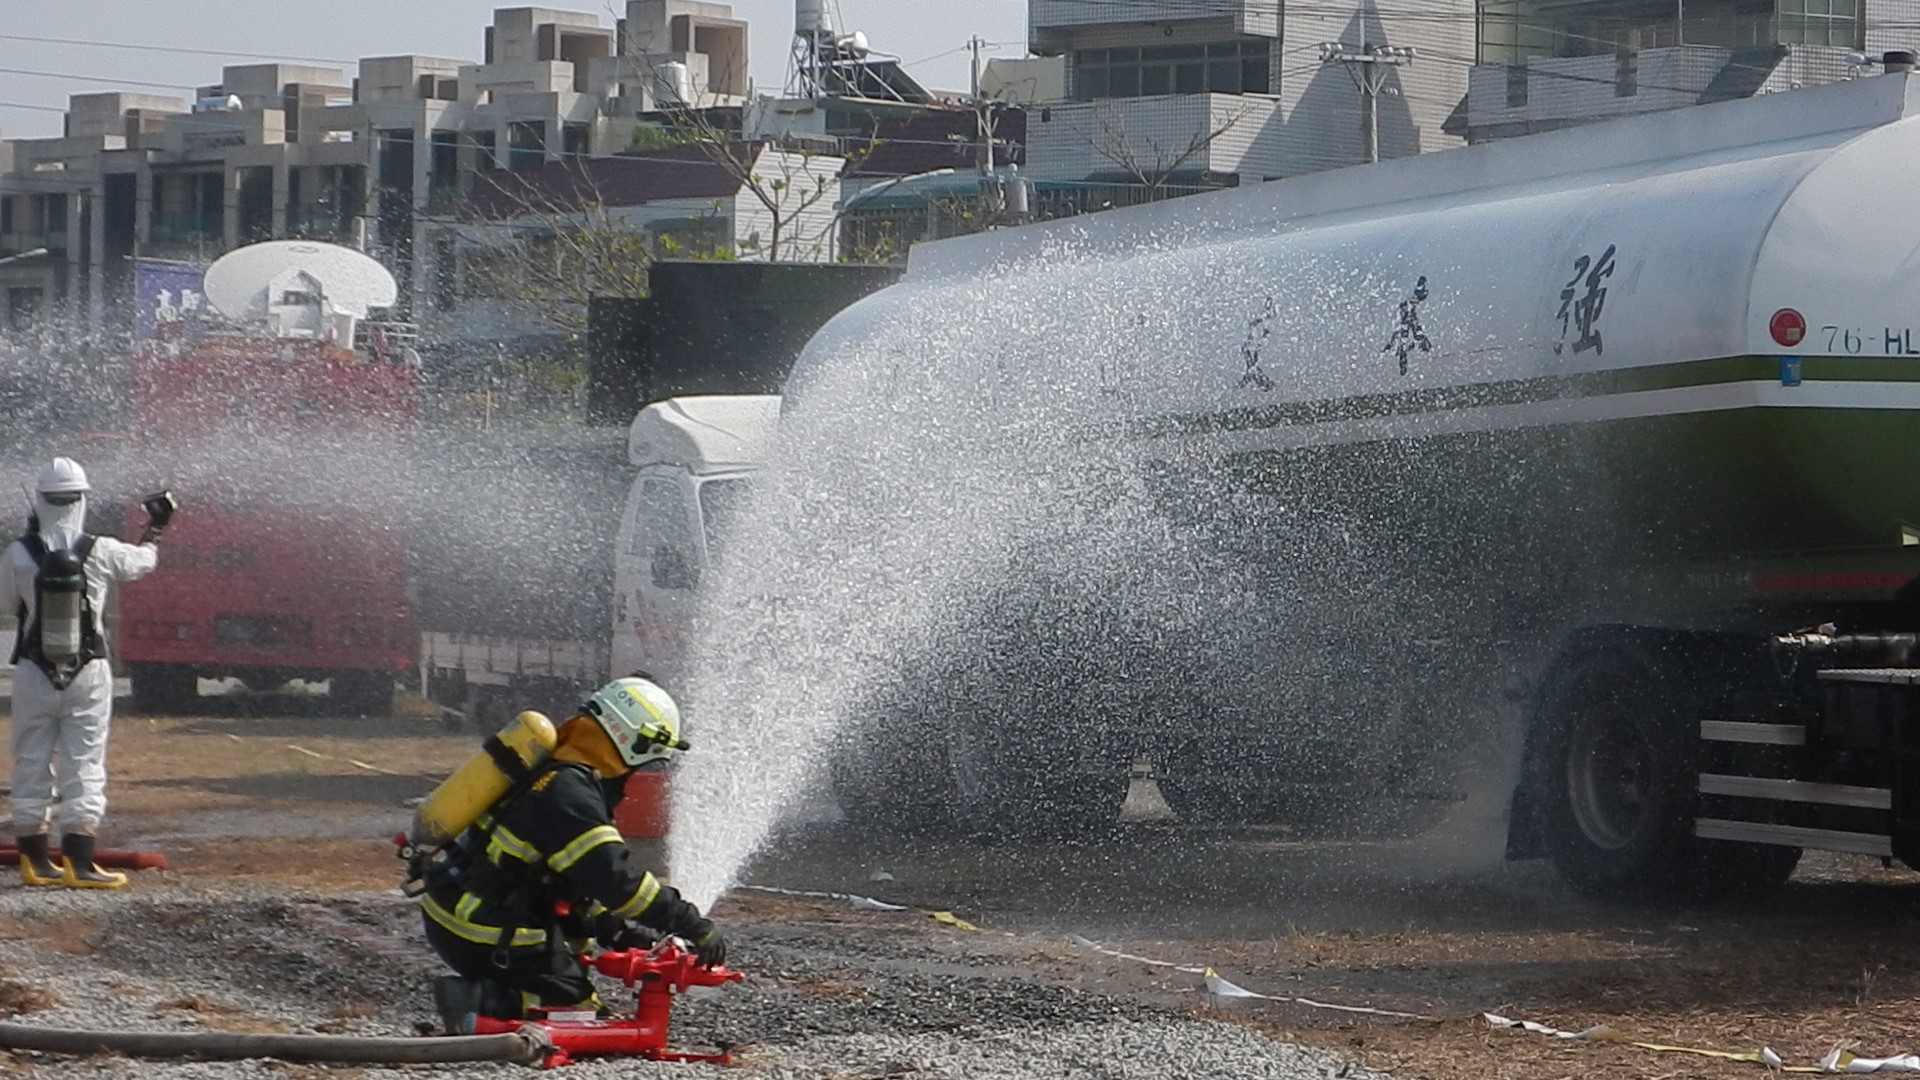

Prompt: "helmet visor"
[40,493,82,507]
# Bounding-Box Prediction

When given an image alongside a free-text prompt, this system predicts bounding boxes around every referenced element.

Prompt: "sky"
[0,0,1031,139]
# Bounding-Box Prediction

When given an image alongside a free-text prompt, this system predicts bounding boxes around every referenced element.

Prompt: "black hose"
[0,1020,549,1065]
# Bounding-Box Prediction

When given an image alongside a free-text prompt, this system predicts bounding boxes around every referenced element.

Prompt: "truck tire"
[943,703,1126,840]
[1536,636,1799,900]
[328,672,394,717]
[830,738,957,836]
[128,663,198,715]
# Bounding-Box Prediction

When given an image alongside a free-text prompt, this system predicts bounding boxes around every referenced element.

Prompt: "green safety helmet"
[581,676,688,768]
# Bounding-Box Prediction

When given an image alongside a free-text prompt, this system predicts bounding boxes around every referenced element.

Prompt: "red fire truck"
[117,245,419,713]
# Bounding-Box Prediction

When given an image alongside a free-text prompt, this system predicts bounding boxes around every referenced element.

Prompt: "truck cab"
[612,396,779,690]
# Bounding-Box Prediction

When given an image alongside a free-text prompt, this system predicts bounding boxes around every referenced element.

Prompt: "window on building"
[1072,40,1270,101]
[508,122,546,171]
[430,132,459,185]
[1777,0,1858,47]
[7,287,42,331]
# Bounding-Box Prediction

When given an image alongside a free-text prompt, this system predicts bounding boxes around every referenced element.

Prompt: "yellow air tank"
[408,710,559,850]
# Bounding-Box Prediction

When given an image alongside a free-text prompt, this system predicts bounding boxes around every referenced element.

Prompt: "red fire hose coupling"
[471,942,742,1068]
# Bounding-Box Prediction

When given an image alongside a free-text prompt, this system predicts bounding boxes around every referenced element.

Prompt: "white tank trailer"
[793,72,1920,899]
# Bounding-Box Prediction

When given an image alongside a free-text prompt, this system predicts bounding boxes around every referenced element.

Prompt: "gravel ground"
[0,877,1387,1080]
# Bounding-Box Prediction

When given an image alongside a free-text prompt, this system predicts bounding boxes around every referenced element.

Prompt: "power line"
[0,67,201,93]
[0,32,356,68]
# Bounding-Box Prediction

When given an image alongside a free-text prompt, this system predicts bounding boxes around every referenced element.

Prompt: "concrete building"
[1460,0,1919,142]
[0,2,754,335]
[1022,0,1473,202]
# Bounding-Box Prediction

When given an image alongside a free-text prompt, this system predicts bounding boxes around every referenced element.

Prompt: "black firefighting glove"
[685,920,727,969]
[139,491,176,544]
[646,888,728,967]
[667,903,727,967]
[592,913,660,951]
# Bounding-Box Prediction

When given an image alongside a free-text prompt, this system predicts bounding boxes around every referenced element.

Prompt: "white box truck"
[611,395,780,690]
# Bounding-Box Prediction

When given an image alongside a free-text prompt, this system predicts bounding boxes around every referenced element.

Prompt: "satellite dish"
[845,30,871,58]
[203,240,398,322]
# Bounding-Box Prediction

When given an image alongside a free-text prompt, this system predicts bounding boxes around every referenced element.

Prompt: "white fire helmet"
[35,458,90,495]
[581,676,688,769]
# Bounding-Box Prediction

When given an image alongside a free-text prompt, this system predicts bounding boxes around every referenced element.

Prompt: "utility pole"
[1319,41,1416,165]
[969,35,991,177]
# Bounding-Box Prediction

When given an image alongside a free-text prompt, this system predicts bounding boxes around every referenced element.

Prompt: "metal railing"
[148,211,222,244]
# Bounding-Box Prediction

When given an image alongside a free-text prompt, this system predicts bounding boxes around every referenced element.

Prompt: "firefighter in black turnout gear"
[420,676,727,1032]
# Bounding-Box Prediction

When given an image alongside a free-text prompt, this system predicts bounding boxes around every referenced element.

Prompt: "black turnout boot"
[432,976,482,1035]
[16,834,59,885]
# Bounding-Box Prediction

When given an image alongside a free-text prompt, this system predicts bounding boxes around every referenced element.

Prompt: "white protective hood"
[34,493,85,550]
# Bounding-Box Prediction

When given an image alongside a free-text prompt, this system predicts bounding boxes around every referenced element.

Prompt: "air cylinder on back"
[35,548,87,663]
[409,710,558,850]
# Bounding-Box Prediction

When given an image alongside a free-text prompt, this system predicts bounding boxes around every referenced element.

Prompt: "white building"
[0,2,753,334]
[1022,0,1472,201]
[1461,0,1920,143]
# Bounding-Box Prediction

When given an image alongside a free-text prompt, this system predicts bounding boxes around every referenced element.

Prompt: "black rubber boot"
[58,834,127,890]
[15,834,59,885]
[431,976,482,1035]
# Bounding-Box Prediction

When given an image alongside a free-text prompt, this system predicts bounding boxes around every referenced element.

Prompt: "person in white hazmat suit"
[1,458,170,889]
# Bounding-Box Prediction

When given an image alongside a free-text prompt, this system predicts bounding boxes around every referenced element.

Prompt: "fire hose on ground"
[0,1024,549,1065]
[0,943,737,1069]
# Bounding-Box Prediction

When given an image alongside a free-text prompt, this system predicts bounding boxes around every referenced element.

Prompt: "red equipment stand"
[472,942,741,1068]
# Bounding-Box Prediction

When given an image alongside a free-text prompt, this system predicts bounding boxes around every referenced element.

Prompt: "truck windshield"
[698,477,752,567]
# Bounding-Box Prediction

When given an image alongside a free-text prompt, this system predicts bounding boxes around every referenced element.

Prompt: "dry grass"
[153,993,244,1016]
[0,914,102,956]
[85,714,472,829]
[158,836,412,891]
[0,981,58,1018]
[153,995,292,1034]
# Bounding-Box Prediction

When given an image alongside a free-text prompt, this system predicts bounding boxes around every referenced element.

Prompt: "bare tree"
[1072,101,1251,204]
[453,163,722,336]
[653,103,848,263]
[619,47,851,263]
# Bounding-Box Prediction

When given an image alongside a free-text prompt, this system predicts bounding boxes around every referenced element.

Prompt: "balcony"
[287,205,354,241]
[1033,0,1246,30]
[1030,0,1276,52]
[0,230,64,257]
[1462,44,1806,142]
[149,211,223,245]
[1025,94,1281,184]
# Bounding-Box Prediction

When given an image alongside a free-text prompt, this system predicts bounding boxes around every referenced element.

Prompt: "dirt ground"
[11,701,1920,1079]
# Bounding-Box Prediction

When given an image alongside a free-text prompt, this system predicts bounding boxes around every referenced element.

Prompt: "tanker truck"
[773,70,1920,897]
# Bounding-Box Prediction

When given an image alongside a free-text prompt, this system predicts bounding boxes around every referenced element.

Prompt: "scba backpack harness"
[10,532,104,689]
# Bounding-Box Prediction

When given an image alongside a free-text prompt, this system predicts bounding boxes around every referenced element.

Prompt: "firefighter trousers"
[422,916,595,1016]
[10,660,114,835]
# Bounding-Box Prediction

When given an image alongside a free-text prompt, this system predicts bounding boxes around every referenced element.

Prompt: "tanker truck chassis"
[1509,620,1920,899]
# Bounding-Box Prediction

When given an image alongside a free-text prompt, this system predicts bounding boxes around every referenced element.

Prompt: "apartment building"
[0,2,751,334]
[1462,0,1919,142]
[1022,0,1472,204]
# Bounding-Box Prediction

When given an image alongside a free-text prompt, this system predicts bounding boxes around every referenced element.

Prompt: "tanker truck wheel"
[943,701,1128,840]
[1537,637,1798,900]
[128,663,198,715]
[327,672,395,717]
